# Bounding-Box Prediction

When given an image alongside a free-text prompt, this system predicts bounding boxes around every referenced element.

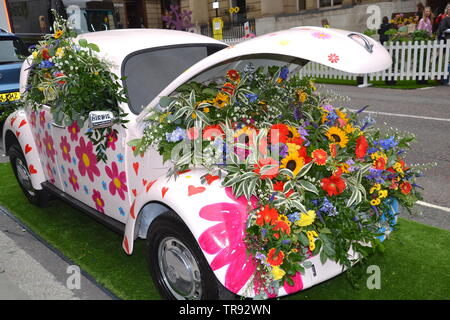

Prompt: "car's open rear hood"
[138,26,391,120]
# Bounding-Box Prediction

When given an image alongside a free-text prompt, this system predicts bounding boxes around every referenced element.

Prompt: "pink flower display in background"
[59,135,71,162]
[68,121,80,142]
[39,111,46,128]
[105,161,128,201]
[43,130,56,163]
[106,129,118,150]
[68,168,79,191]
[92,189,105,213]
[198,188,258,294]
[312,31,331,40]
[75,137,100,182]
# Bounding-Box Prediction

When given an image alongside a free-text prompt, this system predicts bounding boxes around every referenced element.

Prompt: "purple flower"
[279,66,289,80]
[39,60,55,69]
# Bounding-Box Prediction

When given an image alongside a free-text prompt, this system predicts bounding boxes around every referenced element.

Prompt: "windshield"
[123,44,225,115]
[0,38,28,63]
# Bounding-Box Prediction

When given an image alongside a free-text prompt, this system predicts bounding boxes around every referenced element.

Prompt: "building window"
[298,0,306,11]
[318,0,343,8]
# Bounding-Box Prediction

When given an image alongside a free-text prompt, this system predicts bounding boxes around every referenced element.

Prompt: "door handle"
[51,122,66,129]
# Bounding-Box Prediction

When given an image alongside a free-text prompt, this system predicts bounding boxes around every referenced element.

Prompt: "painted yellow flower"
[325,127,349,148]
[295,210,316,227]
[280,153,305,177]
[271,266,286,280]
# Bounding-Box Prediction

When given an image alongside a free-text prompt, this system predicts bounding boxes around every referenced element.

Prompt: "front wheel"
[146,214,235,300]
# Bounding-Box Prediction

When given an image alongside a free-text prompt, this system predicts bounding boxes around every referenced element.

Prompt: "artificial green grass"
[313,78,441,90]
[0,162,449,300]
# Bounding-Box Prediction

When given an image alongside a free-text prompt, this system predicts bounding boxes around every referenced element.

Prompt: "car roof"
[77,29,227,72]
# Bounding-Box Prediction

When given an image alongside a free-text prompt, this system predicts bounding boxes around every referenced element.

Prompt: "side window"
[122,45,224,115]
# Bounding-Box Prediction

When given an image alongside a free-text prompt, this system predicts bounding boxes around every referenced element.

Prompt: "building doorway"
[125,0,146,28]
[230,0,246,24]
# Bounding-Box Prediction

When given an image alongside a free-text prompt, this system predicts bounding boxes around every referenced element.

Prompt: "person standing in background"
[437,4,450,40]
[417,7,434,35]
[378,16,393,45]
[321,19,330,28]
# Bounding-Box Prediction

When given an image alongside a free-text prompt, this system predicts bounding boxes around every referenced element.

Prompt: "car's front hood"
[138,26,391,120]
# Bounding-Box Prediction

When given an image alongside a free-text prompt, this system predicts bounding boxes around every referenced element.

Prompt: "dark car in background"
[0,30,27,115]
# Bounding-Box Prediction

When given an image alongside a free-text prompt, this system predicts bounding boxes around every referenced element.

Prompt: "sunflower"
[213,92,230,108]
[286,125,300,140]
[280,153,305,177]
[325,127,349,148]
[54,30,64,39]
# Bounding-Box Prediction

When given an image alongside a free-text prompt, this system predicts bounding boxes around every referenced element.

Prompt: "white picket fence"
[222,38,450,83]
[299,40,450,83]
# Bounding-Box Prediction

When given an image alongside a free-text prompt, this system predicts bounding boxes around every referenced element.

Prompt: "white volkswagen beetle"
[2,27,391,299]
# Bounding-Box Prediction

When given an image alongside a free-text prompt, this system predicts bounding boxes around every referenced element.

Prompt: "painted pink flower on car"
[198,188,257,294]
[75,137,100,182]
[328,53,340,63]
[43,130,56,163]
[92,189,105,213]
[68,121,80,142]
[30,111,37,128]
[59,136,71,162]
[106,129,118,150]
[68,168,79,192]
[105,161,128,201]
[312,31,331,40]
[39,111,46,128]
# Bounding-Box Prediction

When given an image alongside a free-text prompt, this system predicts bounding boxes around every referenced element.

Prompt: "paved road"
[319,84,450,231]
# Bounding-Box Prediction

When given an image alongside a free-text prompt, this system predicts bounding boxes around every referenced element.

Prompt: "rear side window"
[123,44,225,115]
[0,37,28,63]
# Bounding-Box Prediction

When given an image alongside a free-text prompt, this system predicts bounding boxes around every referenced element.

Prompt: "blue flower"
[319,197,339,217]
[245,93,258,103]
[60,165,66,174]
[83,185,89,194]
[287,212,300,223]
[101,181,107,191]
[165,127,186,142]
[118,207,126,216]
[72,156,77,165]
[39,60,55,69]
[375,136,398,150]
[279,66,289,80]
[117,153,124,163]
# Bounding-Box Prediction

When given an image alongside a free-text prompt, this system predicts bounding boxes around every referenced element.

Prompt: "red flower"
[355,135,368,159]
[227,69,240,82]
[256,205,279,226]
[41,48,51,60]
[311,149,328,165]
[273,181,284,192]
[92,189,105,213]
[203,124,224,141]
[298,146,312,164]
[400,181,412,194]
[373,157,387,170]
[328,53,339,63]
[267,248,285,266]
[222,82,236,95]
[321,174,346,196]
[272,220,291,239]
[269,123,290,144]
[329,143,337,158]
[253,157,279,180]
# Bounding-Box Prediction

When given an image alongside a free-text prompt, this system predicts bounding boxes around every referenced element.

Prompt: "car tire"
[146,213,236,300]
[8,144,50,207]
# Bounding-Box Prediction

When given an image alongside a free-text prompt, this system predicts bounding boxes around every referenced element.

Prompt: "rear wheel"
[146,213,235,300]
[8,144,49,207]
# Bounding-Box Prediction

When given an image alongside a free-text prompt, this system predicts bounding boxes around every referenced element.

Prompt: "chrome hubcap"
[158,237,202,300]
[15,158,35,196]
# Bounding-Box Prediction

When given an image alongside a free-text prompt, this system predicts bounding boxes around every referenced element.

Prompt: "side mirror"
[88,111,115,129]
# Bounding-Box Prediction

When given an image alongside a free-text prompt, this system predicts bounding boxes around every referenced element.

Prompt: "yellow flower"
[296,89,308,103]
[55,47,64,58]
[309,80,317,91]
[325,127,349,148]
[287,125,300,140]
[271,266,286,280]
[54,30,64,39]
[213,92,229,108]
[191,113,197,119]
[280,152,305,177]
[32,51,38,59]
[370,183,381,193]
[203,107,210,113]
[295,210,316,227]
[378,190,388,199]
[286,142,300,154]
[335,109,349,124]
[370,198,381,206]
[343,124,355,134]
[278,214,291,226]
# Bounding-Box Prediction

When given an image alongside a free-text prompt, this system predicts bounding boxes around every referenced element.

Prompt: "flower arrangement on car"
[131,64,424,297]
[22,12,128,162]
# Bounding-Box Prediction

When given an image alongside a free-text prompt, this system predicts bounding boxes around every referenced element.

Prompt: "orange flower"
[256,205,279,226]
[373,157,387,170]
[267,248,285,266]
[329,143,337,158]
[400,181,412,194]
[311,149,328,165]
[226,69,240,83]
[272,220,291,239]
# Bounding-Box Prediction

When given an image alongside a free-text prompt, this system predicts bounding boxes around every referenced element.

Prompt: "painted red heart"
[205,174,219,185]
[142,179,147,186]
[130,200,136,219]
[16,131,20,137]
[123,236,130,255]
[132,189,137,197]
[177,169,191,175]
[188,185,206,197]
[28,165,37,174]
[18,120,27,128]
[146,179,157,193]
[133,162,139,175]
[10,117,16,126]
[24,144,32,154]
[161,187,169,198]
